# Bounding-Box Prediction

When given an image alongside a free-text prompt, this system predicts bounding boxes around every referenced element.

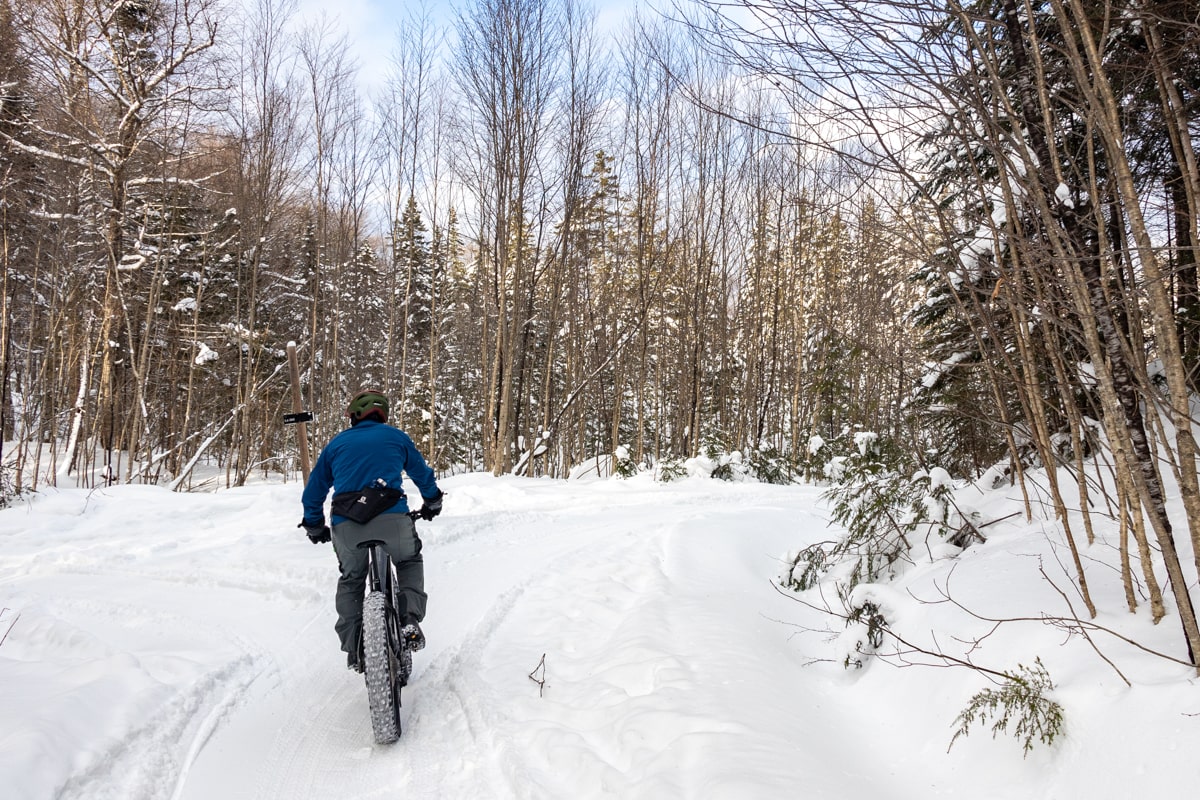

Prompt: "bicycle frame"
[366,543,393,597]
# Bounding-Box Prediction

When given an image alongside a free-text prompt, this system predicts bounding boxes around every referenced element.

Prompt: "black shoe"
[347,650,364,673]
[400,621,425,652]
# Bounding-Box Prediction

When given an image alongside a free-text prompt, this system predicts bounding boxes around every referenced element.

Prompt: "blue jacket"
[302,420,440,525]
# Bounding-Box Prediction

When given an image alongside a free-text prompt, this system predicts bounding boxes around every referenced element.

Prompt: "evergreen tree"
[434,207,483,471]
[394,196,433,434]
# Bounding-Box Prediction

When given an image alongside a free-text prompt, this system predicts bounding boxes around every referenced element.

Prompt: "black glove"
[299,519,331,544]
[417,490,443,521]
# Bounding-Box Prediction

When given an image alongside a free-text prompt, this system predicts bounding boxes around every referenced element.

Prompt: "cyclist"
[299,389,443,672]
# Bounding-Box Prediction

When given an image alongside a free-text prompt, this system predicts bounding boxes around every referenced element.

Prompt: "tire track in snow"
[465,517,717,797]
[54,653,260,800]
[393,508,685,799]
[185,505,602,799]
[396,584,531,799]
[168,482,818,799]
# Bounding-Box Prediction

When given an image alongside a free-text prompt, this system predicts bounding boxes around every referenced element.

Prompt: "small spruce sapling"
[700,431,749,481]
[820,436,966,591]
[949,658,1064,756]
[841,596,888,670]
[748,443,799,484]
[782,544,829,591]
[613,445,639,478]
[654,459,688,482]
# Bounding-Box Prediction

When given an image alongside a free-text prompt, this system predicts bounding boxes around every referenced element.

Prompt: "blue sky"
[295,0,648,94]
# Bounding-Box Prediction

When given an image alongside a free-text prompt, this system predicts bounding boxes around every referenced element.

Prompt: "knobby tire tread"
[362,590,400,744]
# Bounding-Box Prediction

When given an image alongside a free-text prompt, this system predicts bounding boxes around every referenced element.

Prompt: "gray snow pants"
[331,512,426,657]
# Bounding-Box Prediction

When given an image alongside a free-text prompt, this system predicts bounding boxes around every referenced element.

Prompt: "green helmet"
[347,389,389,424]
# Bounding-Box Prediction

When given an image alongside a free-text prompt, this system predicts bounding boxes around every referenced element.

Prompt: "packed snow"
[1,467,1196,799]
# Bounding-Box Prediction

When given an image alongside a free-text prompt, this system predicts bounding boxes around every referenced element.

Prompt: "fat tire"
[362,590,400,744]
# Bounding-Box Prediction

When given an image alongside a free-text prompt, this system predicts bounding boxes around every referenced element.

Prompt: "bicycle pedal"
[400,622,426,652]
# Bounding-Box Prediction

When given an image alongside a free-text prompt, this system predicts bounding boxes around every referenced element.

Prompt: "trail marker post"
[285,342,313,482]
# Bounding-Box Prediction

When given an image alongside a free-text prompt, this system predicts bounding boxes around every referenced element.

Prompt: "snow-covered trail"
[2,473,932,799]
[177,476,912,799]
[8,468,1199,799]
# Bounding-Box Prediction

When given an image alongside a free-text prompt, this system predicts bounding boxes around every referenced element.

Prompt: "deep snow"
[1,469,1196,799]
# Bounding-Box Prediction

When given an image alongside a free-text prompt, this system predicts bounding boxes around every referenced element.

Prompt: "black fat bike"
[359,511,421,744]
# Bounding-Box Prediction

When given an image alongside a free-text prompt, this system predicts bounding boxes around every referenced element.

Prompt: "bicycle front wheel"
[362,590,401,744]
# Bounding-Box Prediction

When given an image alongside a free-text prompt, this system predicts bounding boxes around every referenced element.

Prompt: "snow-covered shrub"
[653,458,688,483]
[781,544,828,591]
[781,431,1066,755]
[950,659,1064,757]
[700,432,749,482]
[801,432,839,482]
[613,445,639,479]
[712,450,750,481]
[821,449,921,589]
[0,467,18,509]
[837,586,890,670]
[711,459,735,481]
[801,427,886,483]
[748,444,798,484]
[976,460,1013,491]
[808,435,967,592]
[682,453,717,478]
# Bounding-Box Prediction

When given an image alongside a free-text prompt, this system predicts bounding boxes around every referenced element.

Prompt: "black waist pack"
[331,486,405,524]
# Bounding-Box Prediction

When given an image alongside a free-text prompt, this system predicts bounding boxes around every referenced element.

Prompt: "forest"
[1,1,1199,661]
